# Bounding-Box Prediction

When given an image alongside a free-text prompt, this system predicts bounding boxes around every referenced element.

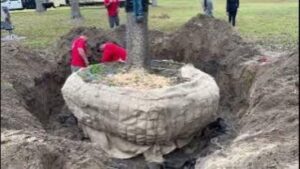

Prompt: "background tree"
[70,0,82,19]
[35,0,45,12]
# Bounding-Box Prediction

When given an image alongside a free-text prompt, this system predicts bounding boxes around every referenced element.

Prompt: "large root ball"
[61,64,220,162]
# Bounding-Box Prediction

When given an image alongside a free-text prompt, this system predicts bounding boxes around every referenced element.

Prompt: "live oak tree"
[125,0,150,68]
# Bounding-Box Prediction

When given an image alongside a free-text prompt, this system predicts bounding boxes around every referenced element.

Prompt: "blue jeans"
[133,0,143,19]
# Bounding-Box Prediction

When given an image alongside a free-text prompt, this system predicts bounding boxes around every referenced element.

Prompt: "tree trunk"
[152,0,157,7]
[70,0,82,19]
[35,0,45,12]
[126,12,149,68]
[125,0,150,68]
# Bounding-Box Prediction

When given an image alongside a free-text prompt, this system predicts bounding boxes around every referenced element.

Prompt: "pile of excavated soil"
[1,42,148,169]
[1,14,299,169]
[53,25,164,64]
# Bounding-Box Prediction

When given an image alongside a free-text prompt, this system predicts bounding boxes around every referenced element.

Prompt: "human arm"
[116,0,120,13]
[237,0,239,9]
[78,48,89,66]
[117,58,126,63]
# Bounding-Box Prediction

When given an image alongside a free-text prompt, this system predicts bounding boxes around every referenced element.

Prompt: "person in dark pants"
[104,0,120,28]
[1,6,14,35]
[202,0,213,17]
[226,0,239,26]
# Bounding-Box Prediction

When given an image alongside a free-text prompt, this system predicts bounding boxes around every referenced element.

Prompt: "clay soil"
[1,15,299,169]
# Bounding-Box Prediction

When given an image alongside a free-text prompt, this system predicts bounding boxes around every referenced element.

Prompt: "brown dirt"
[1,14,298,169]
[54,25,164,64]
[1,41,148,169]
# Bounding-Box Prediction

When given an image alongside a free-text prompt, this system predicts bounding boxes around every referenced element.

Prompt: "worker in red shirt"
[104,0,120,28]
[70,35,89,73]
[99,42,127,63]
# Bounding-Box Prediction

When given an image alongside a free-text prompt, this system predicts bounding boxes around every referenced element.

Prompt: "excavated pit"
[1,15,298,169]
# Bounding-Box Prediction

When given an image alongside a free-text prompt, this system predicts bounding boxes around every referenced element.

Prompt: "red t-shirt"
[101,42,127,63]
[71,37,87,67]
[104,0,120,17]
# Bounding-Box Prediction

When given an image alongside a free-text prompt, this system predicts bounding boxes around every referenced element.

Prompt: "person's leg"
[229,12,233,26]
[108,16,114,28]
[115,15,120,27]
[132,0,140,17]
[204,9,208,16]
[232,10,237,27]
[208,1,213,17]
[133,0,144,22]
[136,0,143,16]
[8,29,13,36]
[208,10,213,17]
[206,10,211,17]
[202,0,206,14]
[111,16,116,28]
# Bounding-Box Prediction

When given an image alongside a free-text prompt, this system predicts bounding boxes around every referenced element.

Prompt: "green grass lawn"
[4,0,299,49]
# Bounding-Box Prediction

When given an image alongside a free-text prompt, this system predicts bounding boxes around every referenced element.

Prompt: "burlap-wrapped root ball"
[61,64,220,162]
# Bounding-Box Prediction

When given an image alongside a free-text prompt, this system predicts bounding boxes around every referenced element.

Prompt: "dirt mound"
[1,42,52,130]
[53,25,164,65]
[1,42,148,169]
[151,14,258,72]
[1,130,109,169]
[148,15,298,168]
[195,49,299,169]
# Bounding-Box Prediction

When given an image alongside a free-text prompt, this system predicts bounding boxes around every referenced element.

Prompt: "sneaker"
[136,15,144,23]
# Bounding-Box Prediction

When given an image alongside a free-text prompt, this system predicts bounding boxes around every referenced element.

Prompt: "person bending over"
[98,41,127,63]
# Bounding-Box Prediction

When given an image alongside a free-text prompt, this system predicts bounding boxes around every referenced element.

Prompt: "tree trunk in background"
[126,12,149,68]
[70,0,82,19]
[35,0,45,12]
[152,0,157,7]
